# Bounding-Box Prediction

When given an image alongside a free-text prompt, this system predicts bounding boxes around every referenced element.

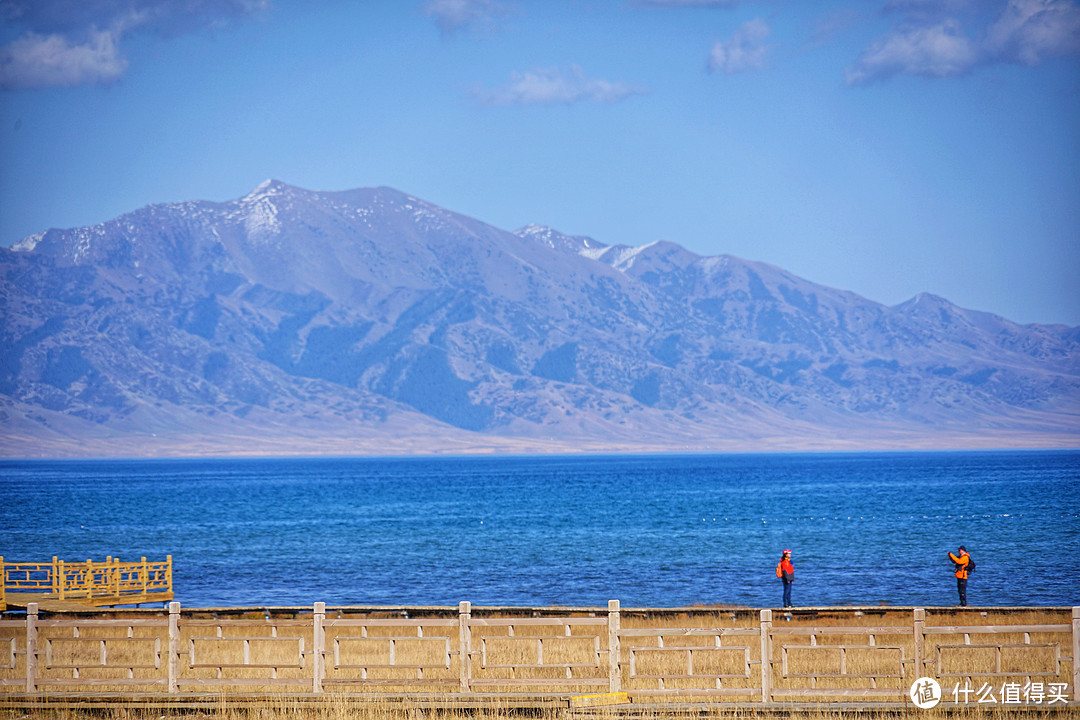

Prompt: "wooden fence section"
[0,602,1076,704]
[0,557,173,611]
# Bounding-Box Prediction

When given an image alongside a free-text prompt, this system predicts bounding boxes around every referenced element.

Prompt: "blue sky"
[1,0,1077,325]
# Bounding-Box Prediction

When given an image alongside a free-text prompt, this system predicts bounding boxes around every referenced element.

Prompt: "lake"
[1,451,1077,608]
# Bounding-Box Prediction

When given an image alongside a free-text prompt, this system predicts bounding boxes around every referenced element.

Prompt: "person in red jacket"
[948,545,970,606]
[777,549,795,607]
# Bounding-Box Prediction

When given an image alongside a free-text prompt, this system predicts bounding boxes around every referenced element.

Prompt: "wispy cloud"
[984,0,1080,65]
[708,18,771,74]
[0,0,268,90]
[0,29,126,90]
[475,65,647,105]
[422,0,511,37]
[846,19,977,83]
[848,0,1080,84]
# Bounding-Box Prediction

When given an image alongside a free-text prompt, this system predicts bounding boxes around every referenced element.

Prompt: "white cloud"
[984,0,1080,65]
[423,0,510,36]
[0,0,267,90]
[476,65,647,105]
[708,18,771,74]
[0,29,126,90]
[849,0,1080,84]
[846,20,978,83]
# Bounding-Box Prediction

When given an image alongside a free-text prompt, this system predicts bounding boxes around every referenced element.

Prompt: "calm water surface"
[1,451,1077,608]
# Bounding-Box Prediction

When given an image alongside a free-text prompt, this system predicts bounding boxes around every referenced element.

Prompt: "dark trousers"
[782,580,793,607]
[957,578,967,606]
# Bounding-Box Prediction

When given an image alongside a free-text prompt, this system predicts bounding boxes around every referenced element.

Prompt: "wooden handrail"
[2,556,173,600]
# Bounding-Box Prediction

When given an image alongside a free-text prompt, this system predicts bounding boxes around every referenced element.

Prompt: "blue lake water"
[1,451,1077,609]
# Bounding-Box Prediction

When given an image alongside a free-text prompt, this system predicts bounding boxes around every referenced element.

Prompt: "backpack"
[966,556,975,572]
[776,561,783,579]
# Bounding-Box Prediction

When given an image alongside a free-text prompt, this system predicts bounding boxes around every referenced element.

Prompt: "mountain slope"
[2,181,1077,457]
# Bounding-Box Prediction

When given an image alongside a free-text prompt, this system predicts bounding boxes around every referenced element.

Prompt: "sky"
[0,0,1078,326]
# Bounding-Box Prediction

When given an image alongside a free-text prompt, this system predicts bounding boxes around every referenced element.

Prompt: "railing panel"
[176,617,312,690]
[322,616,459,689]
[466,615,610,691]
[2,564,54,592]
[622,624,761,698]
[28,615,170,691]
[769,623,913,700]
[921,617,1076,700]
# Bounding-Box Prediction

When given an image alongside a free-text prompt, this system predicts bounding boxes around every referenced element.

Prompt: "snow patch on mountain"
[12,231,45,253]
[515,225,606,254]
[243,198,282,241]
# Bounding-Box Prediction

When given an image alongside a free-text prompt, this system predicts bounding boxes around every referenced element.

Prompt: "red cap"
[783,549,791,554]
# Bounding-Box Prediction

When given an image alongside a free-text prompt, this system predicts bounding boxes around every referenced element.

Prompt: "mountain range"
[2,180,1077,458]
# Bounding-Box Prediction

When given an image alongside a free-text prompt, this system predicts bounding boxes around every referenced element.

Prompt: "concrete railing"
[0,602,1076,704]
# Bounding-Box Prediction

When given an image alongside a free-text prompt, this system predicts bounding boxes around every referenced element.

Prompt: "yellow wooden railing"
[0,555,172,610]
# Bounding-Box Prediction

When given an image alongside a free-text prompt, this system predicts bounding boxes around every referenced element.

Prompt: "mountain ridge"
[2,181,1077,458]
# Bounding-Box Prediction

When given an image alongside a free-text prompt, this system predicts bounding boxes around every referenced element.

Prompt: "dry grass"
[1,698,1076,720]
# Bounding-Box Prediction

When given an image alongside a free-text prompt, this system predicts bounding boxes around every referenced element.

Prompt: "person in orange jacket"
[948,545,970,606]
[777,549,795,607]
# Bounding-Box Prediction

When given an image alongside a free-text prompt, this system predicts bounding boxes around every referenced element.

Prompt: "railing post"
[168,601,180,693]
[759,609,773,704]
[913,608,925,682]
[51,556,58,595]
[57,559,65,600]
[608,600,621,693]
[1072,606,1079,703]
[26,602,38,693]
[140,557,148,594]
[166,555,173,596]
[458,601,472,693]
[0,556,5,612]
[313,602,326,693]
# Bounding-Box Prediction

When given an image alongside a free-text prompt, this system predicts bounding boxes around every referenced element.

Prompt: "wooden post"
[458,601,472,693]
[140,557,147,594]
[0,556,5,613]
[57,559,65,600]
[51,556,58,595]
[26,602,38,693]
[1072,606,1079,703]
[759,609,772,704]
[166,555,173,596]
[913,607,925,682]
[608,600,621,693]
[168,601,180,693]
[313,602,326,693]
